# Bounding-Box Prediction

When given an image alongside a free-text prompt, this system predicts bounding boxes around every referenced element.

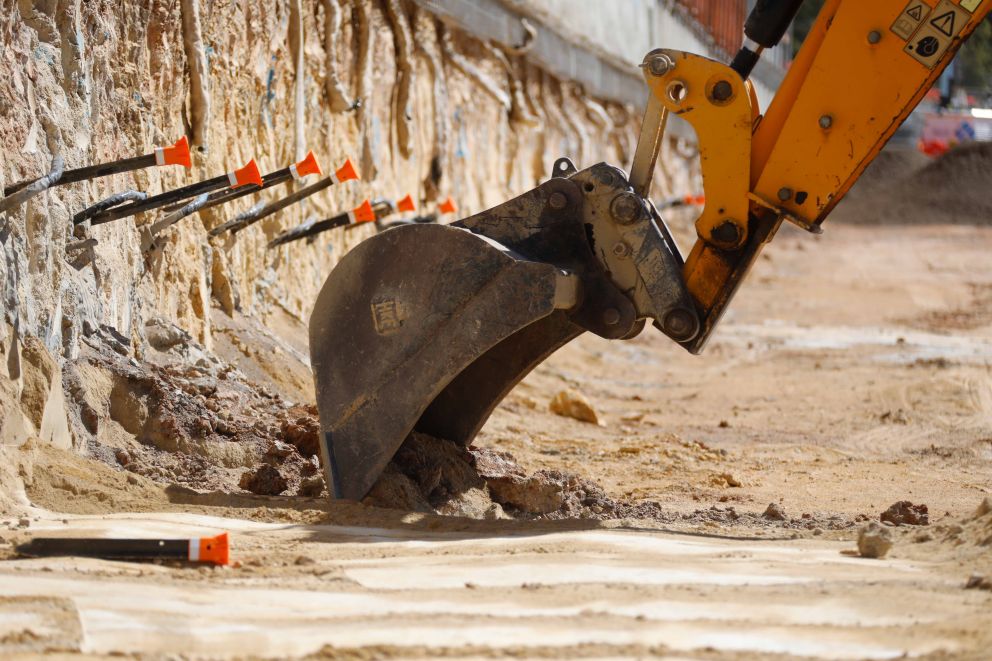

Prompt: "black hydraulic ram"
[730,0,805,80]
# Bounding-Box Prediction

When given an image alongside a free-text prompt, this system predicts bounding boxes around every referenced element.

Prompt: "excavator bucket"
[309,160,698,500]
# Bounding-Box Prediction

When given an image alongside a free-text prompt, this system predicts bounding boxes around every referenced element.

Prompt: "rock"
[297,476,325,498]
[858,522,894,558]
[300,455,320,477]
[549,389,600,424]
[762,502,787,521]
[294,555,316,566]
[880,501,929,526]
[239,464,288,496]
[965,574,992,590]
[265,440,295,459]
[976,497,992,517]
[486,471,567,515]
[144,318,192,352]
[17,517,30,528]
[712,472,741,488]
[280,408,321,457]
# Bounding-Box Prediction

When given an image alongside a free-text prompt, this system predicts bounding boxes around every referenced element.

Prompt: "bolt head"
[777,187,793,202]
[610,192,644,225]
[711,80,733,102]
[548,192,568,210]
[612,241,632,258]
[662,308,699,342]
[711,220,742,248]
[868,30,881,44]
[644,53,674,77]
[819,114,833,129]
[603,308,621,326]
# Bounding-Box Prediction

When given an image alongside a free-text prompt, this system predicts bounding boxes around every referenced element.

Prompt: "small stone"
[294,555,316,566]
[976,497,992,517]
[813,528,823,536]
[17,517,30,529]
[266,440,295,459]
[965,574,992,590]
[857,522,893,559]
[762,503,787,521]
[549,389,600,425]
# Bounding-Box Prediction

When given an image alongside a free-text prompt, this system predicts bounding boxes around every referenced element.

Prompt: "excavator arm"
[670,0,992,351]
[309,0,991,500]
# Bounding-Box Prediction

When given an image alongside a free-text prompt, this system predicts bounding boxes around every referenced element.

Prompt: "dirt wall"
[0,0,698,359]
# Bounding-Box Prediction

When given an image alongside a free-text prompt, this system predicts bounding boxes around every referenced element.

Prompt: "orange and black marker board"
[16,533,229,565]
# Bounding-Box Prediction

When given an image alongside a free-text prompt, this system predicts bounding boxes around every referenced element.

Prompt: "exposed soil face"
[834,142,992,226]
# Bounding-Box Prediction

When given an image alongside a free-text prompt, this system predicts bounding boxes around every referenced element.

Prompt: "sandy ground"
[1,221,991,659]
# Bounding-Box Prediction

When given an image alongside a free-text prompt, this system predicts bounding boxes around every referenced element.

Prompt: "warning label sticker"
[904,0,970,68]
[960,0,983,13]
[891,0,931,40]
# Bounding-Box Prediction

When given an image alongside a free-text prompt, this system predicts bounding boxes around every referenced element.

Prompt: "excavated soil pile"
[68,322,326,499]
[835,143,992,225]
[365,433,864,530]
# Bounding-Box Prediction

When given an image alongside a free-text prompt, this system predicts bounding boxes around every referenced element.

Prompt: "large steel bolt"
[603,308,621,326]
[711,220,743,248]
[662,308,699,342]
[610,192,644,225]
[711,80,733,102]
[548,191,568,210]
[644,53,674,77]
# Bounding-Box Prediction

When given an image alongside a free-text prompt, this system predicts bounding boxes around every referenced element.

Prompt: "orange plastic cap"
[438,196,457,215]
[692,194,706,206]
[334,158,359,184]
[160,136,192,169]
[233,159,264,188]
[294,151,323,178]
[397,194,416,213]
[197,533,229,566]
[351,199,376,223]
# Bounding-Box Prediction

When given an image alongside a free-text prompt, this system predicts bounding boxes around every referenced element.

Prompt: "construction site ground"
[2,148,992,658]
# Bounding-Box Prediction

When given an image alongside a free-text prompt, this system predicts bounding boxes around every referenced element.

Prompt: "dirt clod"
[239,465,288,496]
[976,497,992,518]
[297,476,325,498]
[549,389,600,424]
[858,522,894,559]
[762,503,787,521]
[279,406,321,457]
[881,501,929,526]
[965,574,992,591]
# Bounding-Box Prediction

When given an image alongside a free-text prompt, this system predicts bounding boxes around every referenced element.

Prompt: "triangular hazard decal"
[930,10,956,37]
[907,4,924,20]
